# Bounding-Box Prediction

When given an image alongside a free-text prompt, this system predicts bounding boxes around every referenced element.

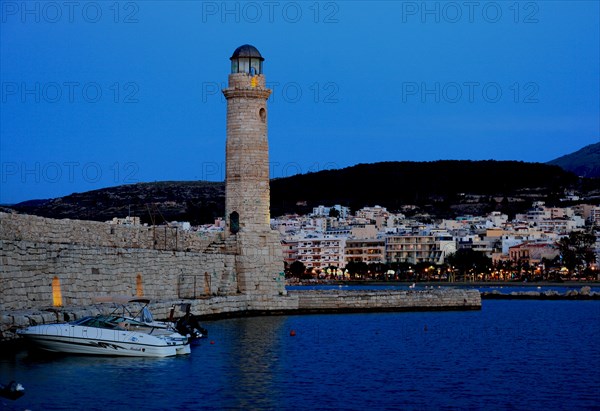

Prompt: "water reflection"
[219,316,286,409]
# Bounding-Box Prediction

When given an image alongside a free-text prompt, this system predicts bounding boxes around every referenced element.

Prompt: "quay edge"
[0,289,480,343]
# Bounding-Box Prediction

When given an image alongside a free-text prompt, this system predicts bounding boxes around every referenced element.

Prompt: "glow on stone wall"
[136,273,143,297]
[52,276,63,307]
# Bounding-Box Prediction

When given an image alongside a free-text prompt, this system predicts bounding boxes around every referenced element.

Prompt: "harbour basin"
[2,298,599,410]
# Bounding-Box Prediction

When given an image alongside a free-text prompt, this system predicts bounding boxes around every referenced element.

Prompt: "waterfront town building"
[508,242,560,265]
[344,238,386,264]
[156,200,594,271]
[312,204,350,219]
[385,232,456,265]
[297,236,347,269]
[271,200,597,272]
[591,207,600,226]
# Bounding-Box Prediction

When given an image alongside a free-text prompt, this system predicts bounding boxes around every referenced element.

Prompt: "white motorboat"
[92,296,207,341]
[17,314,190,357]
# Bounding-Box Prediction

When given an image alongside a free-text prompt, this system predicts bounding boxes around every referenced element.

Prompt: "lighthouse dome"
[230,44,264,75]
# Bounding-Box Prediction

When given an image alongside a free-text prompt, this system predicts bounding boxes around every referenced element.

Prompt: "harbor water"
[1,299,599,410]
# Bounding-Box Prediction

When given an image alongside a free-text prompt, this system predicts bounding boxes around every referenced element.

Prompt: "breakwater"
[292,289,480,314]
[481,286,599,300]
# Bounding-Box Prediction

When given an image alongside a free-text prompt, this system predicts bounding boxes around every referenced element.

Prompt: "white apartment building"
[355,205,390,228]
[515,202,551,223]
[591,207,600,226]
[297,236,347,269]
[486,211,509,228]
[385,233,455,265]
[457,234,497,257]
[272,216,301,234]
[537,217,584,234]
[384,213,407,228]
[356,205,388,220]
[312,205,350,218]
[344,238,386,264]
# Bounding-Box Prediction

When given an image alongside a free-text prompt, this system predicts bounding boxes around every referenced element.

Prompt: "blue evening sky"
[1,1,599,204]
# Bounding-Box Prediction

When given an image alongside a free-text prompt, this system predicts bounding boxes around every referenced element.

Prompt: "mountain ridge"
[547,142,600,178]
[9,160,593,225]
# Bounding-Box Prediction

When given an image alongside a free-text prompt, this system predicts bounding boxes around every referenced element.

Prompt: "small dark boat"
[0,381,25,400]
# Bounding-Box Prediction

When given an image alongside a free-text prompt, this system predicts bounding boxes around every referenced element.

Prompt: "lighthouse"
[223,44,272,234]
[222,45,285,296]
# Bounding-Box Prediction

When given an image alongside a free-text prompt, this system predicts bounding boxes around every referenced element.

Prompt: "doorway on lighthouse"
[230,211,240,234]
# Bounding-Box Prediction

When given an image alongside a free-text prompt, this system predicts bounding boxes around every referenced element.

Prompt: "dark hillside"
[10,161,578,224]
[270,160,577,216]
[548,142,600,178]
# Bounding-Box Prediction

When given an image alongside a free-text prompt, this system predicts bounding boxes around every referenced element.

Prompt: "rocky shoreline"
[481,286,599,300]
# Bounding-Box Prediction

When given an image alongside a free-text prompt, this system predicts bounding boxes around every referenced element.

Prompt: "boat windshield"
[71,316,148,329]
[71,316,119,329]
[71,316,94,325]
[139,307,154,323]
[106,316,146,327]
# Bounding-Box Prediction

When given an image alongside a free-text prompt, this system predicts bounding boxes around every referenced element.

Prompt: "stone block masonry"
[0,239,236,309]
[0,211,218,252]
[223,73,272,234]
[222,67,286,298]
[233,230,287,296]
[292,289,481,313]
[0,212,239,311]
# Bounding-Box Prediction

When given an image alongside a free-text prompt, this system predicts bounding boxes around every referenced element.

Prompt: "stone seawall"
[0,238,237,310]
[293,289,481,313]
[0,212,240,311]
[0,212,219,252]
[1,290,481,342]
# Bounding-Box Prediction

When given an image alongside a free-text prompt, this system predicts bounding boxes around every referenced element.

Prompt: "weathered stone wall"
[233,230,287,296]
[293,289,482,312]
[0,239,237,310]
[0,212,239,311]
[0,210,287,314]
[0,211,219,252]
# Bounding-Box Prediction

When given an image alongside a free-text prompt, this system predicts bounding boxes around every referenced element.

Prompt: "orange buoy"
[210,340,215,345]
[289,330,296,337]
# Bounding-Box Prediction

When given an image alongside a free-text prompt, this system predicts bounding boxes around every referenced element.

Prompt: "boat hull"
[18,323,190,357]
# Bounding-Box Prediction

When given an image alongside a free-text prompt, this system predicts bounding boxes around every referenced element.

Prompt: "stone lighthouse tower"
[222,45,285,296]
[223,44,271,233]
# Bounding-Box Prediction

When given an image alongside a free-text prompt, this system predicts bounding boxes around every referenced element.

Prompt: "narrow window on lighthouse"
[259,108,266,122]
